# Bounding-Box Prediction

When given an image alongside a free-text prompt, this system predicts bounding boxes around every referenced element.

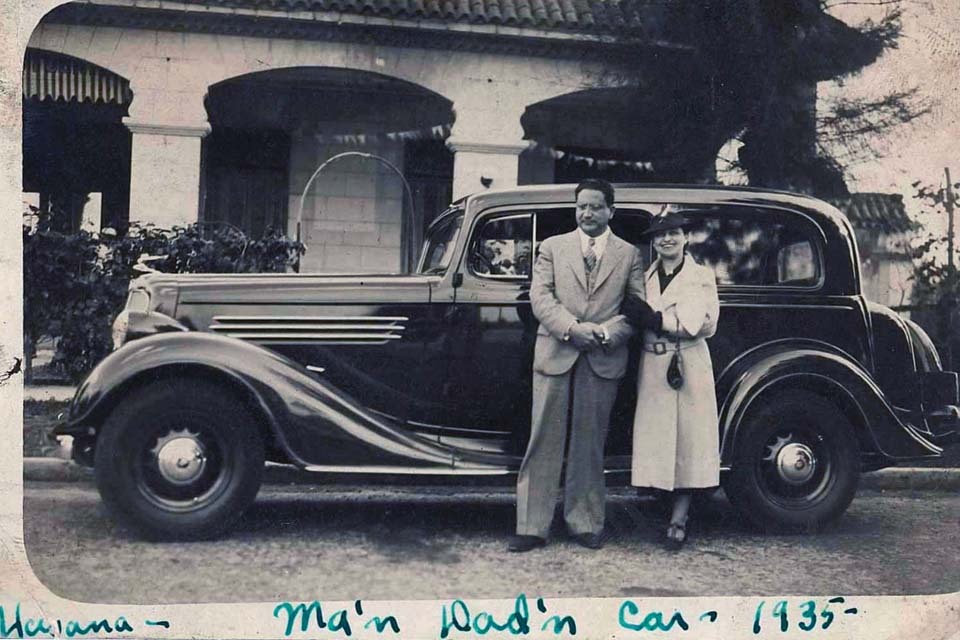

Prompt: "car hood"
[135,272,439,311]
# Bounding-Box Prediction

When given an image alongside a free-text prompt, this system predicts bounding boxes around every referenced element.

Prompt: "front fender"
[717,340,942,465]
[67,332,480,469]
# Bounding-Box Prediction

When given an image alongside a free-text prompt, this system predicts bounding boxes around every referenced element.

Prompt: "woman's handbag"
[666,312,684,390]
[667,349,684,390]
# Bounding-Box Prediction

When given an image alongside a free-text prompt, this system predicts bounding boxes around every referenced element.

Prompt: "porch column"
[122,69,211,229]
[446,97,528,200]
[123,122,209,228]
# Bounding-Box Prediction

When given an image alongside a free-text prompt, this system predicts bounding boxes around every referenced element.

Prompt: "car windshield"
[418,210,464,275]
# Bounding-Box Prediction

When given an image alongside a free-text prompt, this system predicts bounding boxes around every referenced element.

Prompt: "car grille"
[208,315,407,345]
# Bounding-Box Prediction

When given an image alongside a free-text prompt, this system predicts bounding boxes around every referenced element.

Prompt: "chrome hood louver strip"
[209,315,408,345]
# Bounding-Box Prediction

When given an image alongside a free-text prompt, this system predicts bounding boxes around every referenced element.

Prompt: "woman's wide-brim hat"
[641,209,692,237]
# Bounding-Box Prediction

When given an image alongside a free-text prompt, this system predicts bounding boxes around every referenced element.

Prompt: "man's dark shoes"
[508,535,546,553]
[571,532,605,550]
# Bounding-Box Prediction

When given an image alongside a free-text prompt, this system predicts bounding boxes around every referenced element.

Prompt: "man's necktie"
[584,237,597,274]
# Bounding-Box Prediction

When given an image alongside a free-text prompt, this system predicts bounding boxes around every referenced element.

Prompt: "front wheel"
[724,390,859,533]
[94,379,264,540]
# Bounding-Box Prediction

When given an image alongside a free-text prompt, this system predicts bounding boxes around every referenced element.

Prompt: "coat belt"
[642,337,704,355]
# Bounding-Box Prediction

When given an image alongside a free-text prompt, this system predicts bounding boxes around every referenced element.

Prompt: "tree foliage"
[23,207,306,382]
[614,0,926,195]
[909,180,960,367]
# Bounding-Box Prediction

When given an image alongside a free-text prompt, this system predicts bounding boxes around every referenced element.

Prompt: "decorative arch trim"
[22,48,133,106]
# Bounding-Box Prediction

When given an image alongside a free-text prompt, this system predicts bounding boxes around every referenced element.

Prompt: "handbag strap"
[673,308,682,353]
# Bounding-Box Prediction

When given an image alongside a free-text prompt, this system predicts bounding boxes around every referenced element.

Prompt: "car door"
[433,209,537,456]
[436,204,655,462]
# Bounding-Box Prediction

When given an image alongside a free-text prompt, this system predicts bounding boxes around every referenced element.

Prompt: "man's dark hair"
[575,179,615,207]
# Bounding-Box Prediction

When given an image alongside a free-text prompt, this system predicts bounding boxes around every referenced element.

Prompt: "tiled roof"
[194,0,651,33]
[829,193,915,234]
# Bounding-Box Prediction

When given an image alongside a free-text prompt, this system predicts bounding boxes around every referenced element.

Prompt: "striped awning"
[22,48,132,106]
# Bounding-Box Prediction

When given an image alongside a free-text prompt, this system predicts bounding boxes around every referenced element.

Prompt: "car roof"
[429,183,860,296]
[449,183,853,234]
[463,182,819,208]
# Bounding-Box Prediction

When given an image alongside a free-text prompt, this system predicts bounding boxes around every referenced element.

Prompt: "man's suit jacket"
[531,230,646,380]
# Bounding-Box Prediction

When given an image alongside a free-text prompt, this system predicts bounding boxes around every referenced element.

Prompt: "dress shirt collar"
[577,226,611,259]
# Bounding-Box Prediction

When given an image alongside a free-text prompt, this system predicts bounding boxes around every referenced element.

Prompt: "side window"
[609,209,654,248]
[683,207,822,288]
[533,207,653,252]
[535,207,577,251]
[469,214,533,278]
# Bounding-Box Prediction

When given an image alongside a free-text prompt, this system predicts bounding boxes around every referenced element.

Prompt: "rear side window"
[683,208,823,288]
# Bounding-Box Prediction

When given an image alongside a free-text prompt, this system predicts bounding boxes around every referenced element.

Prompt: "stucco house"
[830,193,916,310]
[23,0,870,273]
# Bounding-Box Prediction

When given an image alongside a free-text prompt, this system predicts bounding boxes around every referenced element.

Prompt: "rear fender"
[717,340,942,465]
[67,332,472,469]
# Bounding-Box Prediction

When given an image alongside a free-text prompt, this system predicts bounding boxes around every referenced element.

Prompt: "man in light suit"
[509,179,648,552]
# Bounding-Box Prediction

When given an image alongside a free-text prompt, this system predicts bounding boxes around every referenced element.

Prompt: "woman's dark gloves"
[622,294,663,333]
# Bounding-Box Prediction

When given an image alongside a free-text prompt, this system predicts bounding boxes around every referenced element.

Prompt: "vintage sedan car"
[57,184,960,539]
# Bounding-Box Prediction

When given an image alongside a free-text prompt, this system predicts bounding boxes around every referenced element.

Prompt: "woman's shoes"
[665,521,687,551]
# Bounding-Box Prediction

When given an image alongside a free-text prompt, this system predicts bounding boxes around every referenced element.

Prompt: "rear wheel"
[725,390,859,532]
[94,379,264,540]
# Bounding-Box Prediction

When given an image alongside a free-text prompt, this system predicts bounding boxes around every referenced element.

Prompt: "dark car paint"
[64,185,955,473]
[67,331,512,472]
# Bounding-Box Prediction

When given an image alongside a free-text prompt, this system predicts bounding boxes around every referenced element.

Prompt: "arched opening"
[21,48,133,231]
[520,86,727,185]
[203,68,454,273]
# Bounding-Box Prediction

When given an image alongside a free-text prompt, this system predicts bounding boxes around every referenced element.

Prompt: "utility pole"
[944,167,956,370]
[946,167,955,270]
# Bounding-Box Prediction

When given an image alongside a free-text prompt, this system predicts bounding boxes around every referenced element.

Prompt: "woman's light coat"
[631,257,721,490]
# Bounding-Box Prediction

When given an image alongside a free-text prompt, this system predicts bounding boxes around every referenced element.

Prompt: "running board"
[265,462,730,476]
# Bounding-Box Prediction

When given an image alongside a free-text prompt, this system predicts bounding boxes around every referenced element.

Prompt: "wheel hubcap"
[153,431,207,485]
[774,441,817,485]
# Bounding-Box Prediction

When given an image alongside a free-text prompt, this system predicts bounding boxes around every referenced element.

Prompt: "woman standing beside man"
[625,209,721,551]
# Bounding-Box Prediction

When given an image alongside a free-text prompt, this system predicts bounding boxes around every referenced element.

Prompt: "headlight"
[112,310,130,350]
[127,289,150,312]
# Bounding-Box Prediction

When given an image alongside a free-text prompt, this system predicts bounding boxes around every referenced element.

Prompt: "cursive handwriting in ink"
[274,601,352,637]
[1,604,135,638]
[752,597,858,634]
[440,595,576,638]
[144,620,170,629]
[273,600,399,637]
[0,605,51,638]
[440,596,529,638]
[618,600,689,633]
[535,598,575,636]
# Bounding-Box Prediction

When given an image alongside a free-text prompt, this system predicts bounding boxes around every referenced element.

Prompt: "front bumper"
[52,420,96,467]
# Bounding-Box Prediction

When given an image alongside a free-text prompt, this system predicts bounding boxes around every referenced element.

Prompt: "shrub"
[23,211,306,382]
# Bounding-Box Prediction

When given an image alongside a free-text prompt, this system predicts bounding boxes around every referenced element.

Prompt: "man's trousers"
[515,356,620,538]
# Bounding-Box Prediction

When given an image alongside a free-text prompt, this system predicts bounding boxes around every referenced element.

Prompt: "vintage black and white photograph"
[9,0,960,614]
